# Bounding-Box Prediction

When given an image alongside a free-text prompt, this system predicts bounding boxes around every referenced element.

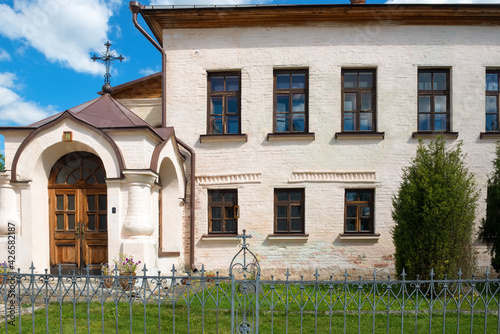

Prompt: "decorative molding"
[289,171,376,183]
[339,233,380,241]
[196,173,261,185]
[335,132,385,140]
[200,134,247,143]
[267,133,315,141]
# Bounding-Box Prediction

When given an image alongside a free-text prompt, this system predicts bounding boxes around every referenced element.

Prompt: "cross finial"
[237,229,252,248]
[91,41,124,93]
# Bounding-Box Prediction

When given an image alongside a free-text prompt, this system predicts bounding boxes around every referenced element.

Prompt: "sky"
[0,0,499,155]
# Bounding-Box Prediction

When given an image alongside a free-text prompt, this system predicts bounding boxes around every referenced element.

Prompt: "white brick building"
[1,2,499,277]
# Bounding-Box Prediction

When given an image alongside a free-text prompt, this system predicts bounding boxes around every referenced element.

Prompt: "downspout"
[129,2,197,271]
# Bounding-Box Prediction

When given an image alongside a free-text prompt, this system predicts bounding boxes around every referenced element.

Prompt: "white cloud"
[0,0,122,75]
[0,72,56,126]
[139,66,161,76]
[387,0,500,3]
[149,0,270,5]
[0,49,10,61]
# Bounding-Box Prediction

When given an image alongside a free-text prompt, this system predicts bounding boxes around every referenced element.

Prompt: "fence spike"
[142,263,148,276]
[458,268,463,279]
[57,263,63,276]
[401,268,406,281]
[171,264,177,276]
[430,268,434,280]
[486,267,490,279]
[372,268,377,281]
[30,262,35,273]
[343,269,349,281]
[200,264,206,277]
[314,268,319,282]
[285,268,290,281]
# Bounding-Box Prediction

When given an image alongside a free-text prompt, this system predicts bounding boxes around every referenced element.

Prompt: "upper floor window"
[342,69,376,132]
[274,70,308,133]
[207,72,241,135]
[208,189,238,234]
[486,70,500,132]
[274,188,304,234]
[418,69,450,132]
[344,189,374,233]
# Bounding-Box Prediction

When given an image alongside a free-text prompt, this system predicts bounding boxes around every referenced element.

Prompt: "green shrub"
[0,153,4,171]
[392,137,479,279]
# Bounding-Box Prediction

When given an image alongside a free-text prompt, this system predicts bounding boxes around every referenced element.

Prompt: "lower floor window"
[274,188,305,233]
[208,189,238,234]
[344,189,374,233]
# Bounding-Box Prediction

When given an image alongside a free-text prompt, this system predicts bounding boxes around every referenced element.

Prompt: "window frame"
[274,188,305,234]
[344,189,374,234]
[417,69,450,132]
[208,189,238,235]
[207,72,241,135]
[341,69,377,132]
[273,69,309,133]
[486,69,500,133]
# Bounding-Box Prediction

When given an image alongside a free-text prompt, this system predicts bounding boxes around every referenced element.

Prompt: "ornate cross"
[237,229,252,248]
[91,41,124,85]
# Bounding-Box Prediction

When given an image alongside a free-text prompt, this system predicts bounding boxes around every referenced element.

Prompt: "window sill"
[480,132,500,139]
[412,132,458,139]
[267,133,315,141]
[339,233,380,241]
[335,132,385,140]
[200,134,247,143]
[268,234,309,241]
[201,234,241,242]
[158,251,180,258]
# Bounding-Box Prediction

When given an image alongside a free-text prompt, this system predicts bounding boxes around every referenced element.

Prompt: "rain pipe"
[129,1,197,271]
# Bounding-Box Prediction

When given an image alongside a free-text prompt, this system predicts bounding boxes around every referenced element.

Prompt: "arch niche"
[48,152,108,274]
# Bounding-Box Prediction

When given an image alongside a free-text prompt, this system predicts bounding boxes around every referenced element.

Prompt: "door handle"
[75,225,80,238]
[80,222,86,239]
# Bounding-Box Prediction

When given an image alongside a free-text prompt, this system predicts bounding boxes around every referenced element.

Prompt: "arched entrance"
[48,152,108,274]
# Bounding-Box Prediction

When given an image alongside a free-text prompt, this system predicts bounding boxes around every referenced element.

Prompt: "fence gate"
[229,230,261,334]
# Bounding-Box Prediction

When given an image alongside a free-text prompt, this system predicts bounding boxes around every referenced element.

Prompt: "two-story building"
[1,2,500,277]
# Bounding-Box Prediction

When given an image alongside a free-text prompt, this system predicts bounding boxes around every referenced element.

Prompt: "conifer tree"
[392,137,479,279]
[0,153,4,171]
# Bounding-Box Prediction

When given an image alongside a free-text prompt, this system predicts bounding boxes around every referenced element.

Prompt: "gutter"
[129,1,197,271]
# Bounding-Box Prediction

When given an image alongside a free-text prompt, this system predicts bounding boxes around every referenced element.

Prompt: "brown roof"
[138,4,500,46]
[97,72,162,99]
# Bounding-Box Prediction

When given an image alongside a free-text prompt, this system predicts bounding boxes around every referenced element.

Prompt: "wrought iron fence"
[1,231,500,333]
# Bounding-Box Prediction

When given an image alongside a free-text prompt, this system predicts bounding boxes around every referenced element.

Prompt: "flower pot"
[119,272,137,291]
[103,278,113,288]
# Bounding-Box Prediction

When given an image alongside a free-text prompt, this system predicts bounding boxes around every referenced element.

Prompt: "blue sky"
[0,0,496,155]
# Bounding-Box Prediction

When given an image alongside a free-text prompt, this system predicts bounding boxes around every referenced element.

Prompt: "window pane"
[291,74,305,89]
[419,72,431,90]
[290,192,302,201]
[224,192,236,203]
[346,206,357,218]
[359,72,372,88]
[68,215,75,230]
[277,206,287,218]
[361,206,370,218]
[57,195,64,211]
[212,207,221,219]
[434,114,447,131]
[344,113,356,131]
[291,206,301,217]
[225,220,236,233]
[67,174,77,184]
[277,192,288,201]
[292,114,305,132]
[211,220,221,232]
[57,215,64,230]
[360,191,371,201]
[346,219,356,231]
[226,76,239,91]
[277,219,287,231]
[486,96,498,114]
[211,116,222,134]
[360,219,370,231]
[88,215,96,230]
[211,77,224,92]
[344,73,357,88]
[56,168,69,184]
[346,191,357,202]
[276,115,289,132]
[227,116,239,134]
[99,195,107,211]
[291,219,302,231]
[433,73,447,90]
[344,93,356,112]
[434,95,447,113]
[360,113,373,131]
[211,97,223,115]
[419,96,431,113]
[95,167,105,184]
[361,93,372,111]
[82,168,91,182]
[87,195,95,211]
[486,114,498,132]
[227,97,238,114]
[419,114,431,131]
[486,73,499,91]
[68,195,75,211]
[83,159,97,171]
[277,74,290,89]
[292,94,305,112]
[99,215,107,231]
[277,94,289,113]
[225,207,235,219]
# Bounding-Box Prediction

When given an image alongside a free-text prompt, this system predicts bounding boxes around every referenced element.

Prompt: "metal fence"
[1,231,500,333]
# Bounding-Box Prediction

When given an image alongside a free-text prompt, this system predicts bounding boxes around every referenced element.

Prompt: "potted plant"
[0,262,11,285]
[114,253,141,291]
[101,263,115,288]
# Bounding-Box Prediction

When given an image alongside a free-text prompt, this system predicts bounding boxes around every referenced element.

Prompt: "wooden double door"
[49,152,108,274]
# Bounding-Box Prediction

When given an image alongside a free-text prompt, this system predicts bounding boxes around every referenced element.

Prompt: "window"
[274,189,304,233]
[274,70,308,133]
[208,189,238,234]
[418,69,450,132]
[486,70,500,132]
[344,189,374,233]
[342,69,376,132]
[207,72,241,134]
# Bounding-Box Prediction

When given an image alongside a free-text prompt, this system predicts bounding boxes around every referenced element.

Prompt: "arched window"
[50,152,105,186]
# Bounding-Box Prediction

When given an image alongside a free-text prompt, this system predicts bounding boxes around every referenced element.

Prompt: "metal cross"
[91,41,124,85]
[237,229,252,248]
